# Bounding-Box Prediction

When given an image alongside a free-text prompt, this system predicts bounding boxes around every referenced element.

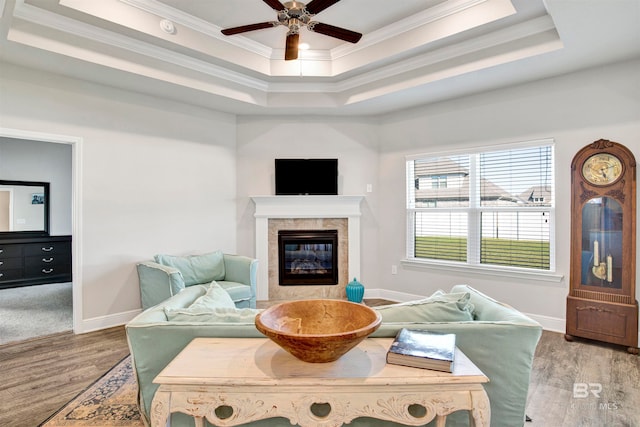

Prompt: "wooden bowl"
[255,299,382,363]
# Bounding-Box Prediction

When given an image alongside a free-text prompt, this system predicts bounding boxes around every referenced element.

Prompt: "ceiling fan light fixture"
[285,32,300,60]
[221,0,362,61]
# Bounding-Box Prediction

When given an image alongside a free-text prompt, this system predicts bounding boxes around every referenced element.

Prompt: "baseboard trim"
[364,288,425,302]
[525,312,566,333]
[77,308,142,334]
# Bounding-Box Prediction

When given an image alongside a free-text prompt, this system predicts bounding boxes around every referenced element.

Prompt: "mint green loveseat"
[136,251,258,310]
[126,284,542,427]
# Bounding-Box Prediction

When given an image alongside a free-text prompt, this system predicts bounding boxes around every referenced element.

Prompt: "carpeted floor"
[40,355,144,427]
[0,282,73,345]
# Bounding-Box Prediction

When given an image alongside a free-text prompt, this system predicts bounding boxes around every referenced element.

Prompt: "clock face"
[581,153,623,185]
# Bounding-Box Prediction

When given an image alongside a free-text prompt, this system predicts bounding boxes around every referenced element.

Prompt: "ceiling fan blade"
[262,0,286,11]
[285,32,300,60]
[308,22,362,43]
[221,22,279,36]
[305,0,340,15]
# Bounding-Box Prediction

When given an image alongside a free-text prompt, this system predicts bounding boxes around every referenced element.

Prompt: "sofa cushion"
[373,290,474,323]
[164,307,262,323]
[217,280,252,303]
[154,251,225,286]
[164,282,235,320]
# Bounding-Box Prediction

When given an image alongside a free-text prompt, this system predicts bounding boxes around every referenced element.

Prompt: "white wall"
[235,116,381,289]
[0,64,237,331]
[2,56,638,336]
[0,138,72,235]
[377,58,640,330]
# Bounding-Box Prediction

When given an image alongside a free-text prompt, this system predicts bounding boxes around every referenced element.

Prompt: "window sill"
[400,258,564,283]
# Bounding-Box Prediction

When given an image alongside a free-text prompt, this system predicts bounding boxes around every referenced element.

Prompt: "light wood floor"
[0,327,637,427]
[0,326,129,427]
[526,331,639,426]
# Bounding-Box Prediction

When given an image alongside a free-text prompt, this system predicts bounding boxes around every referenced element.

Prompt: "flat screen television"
[275,158,338,195]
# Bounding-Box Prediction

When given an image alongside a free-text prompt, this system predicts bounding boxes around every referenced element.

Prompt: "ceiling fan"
[221,0,362,60]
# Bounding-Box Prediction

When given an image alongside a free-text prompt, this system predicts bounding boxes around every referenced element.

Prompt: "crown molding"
[268,15,560,94]
[13,0,270,90]
[331,0,489,59]
[9,0,560,109]
[119,0,274,58]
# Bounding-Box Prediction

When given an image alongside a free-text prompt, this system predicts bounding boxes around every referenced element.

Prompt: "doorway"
[0,128,81,342]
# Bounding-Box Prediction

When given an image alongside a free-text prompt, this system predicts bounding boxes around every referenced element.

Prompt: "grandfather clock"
[566,139,638,354]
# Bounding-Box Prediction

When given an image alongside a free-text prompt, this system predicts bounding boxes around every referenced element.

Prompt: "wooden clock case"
[566,139,638,354]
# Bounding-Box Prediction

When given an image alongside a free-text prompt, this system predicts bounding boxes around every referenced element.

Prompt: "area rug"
[40,355,144,427]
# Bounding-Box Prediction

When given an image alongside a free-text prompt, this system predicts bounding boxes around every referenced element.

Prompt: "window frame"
[404,139,563,283]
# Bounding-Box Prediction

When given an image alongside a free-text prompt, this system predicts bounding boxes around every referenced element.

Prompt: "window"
[431,175,448,189]
[406,140,555,271]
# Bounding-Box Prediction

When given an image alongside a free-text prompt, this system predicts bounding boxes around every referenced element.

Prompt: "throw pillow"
[164,282,235,320]
[165,307,262,323]
[373,290,474,323]
[155,251,225,286]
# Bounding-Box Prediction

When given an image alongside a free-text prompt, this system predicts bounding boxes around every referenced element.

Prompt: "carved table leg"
[435,414,447,427]
[469,389,491,427]
[151,389,171,427]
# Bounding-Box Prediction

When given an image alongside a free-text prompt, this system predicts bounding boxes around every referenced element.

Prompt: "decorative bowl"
[255,299,382,363]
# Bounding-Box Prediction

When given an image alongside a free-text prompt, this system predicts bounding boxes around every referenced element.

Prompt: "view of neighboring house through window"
[406,140,555,271]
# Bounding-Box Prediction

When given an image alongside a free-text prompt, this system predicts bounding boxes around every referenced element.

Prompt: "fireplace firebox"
[278,230,338,286]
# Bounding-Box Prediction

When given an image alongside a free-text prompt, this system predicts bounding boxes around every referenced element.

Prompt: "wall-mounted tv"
[275,159,338,195]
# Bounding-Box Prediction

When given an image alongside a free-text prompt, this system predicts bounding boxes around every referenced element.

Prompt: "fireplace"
[278,230,338,286]
[252,195,363,300]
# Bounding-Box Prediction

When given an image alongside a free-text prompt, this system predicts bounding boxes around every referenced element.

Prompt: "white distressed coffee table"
[151,337,490,427]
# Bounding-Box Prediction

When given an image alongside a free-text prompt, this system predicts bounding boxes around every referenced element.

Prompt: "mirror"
[0,180,50,237]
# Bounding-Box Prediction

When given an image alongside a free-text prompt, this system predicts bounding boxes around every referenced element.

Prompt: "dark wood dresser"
[0,235,72,289]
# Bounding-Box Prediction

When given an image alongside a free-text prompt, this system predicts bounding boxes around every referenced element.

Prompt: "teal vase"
[346,277,365,303]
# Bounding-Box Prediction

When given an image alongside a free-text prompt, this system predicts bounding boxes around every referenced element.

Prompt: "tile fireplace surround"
[251,195,364,301]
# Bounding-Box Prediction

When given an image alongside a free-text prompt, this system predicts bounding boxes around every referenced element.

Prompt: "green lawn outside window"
[415,236,550,269]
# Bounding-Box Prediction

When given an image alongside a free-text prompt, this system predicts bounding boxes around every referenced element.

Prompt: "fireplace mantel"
[251,195,364,300]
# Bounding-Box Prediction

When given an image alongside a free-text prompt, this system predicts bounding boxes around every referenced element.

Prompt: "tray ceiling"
[1,0,639,115]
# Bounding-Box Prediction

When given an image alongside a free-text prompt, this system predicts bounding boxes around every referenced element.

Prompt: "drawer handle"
[42,268,54,274]
[0,249,3,253]
[42,247,54,252]
[42,257,54,263]
[0,273,3,277]
[0,261,3,266]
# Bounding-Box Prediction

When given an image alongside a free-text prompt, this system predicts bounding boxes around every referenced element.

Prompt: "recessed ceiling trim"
[333,15,559,92]
[61,0,275,71]
[267,15,560,95]
[50,0,521,80]
[331,0,488,59]
[12,0,270,90]
[119,0,274,59]
[11,0,558,105]
[331,0,512,63]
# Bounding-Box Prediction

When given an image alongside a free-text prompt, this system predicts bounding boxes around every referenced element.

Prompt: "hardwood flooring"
[0,326,637,427]
[526,330,639,426]
[0,326,129,427]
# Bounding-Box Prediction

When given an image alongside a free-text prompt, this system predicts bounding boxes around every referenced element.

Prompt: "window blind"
[407,141,555,271]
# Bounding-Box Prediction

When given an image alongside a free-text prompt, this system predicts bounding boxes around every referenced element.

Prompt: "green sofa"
[136,251,258,309]
[126,284,542,427]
